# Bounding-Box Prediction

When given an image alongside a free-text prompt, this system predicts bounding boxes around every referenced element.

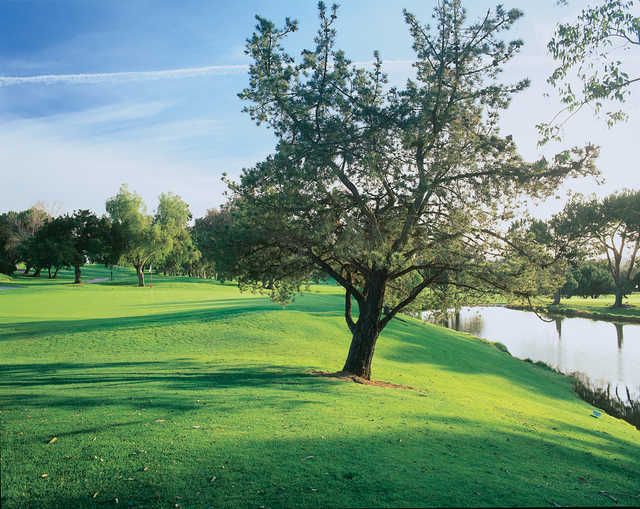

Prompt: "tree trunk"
[552,289,561,306]
[48,267,52,279]
[342,273,386,380]
[613,284,623,308]
[24,265,30,275]
[74,264,81,284]
[135,265,145,287]
[53,267,59,279]
[32,267,41,277]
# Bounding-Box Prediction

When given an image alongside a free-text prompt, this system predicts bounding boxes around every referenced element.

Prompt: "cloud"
[0,103,266,217]
[0,64,250,87]
[0,60,416,87]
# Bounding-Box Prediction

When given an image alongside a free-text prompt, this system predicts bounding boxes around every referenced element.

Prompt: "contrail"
[0,60,414,87]
[0,64,250,86]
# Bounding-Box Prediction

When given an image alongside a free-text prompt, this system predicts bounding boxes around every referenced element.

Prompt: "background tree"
[217,1,598,379]
[565,190,640,307]
[514,210,586,305]
[193,208,236,282]
[106,186,188,287]
[539,0,639,142]
[20,216,74,279]
[154,193,199,277]
[567,259,616,298]
[63,210,110,284]
[0,206,50,275]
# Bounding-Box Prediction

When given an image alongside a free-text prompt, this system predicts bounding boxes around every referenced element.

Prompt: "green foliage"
[563,190,640,305]
[0,206,50,271]
[567,259,616,298]
[217,0,599,377]
[105,185,188,286]
[192,208,235,281]
[539,0,639,143]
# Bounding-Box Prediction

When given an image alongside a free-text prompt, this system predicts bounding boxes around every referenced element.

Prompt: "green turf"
[1,266,638,508]
[550,294,640,319]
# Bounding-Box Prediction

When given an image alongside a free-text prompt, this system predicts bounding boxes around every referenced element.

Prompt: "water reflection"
[422,306,640,398]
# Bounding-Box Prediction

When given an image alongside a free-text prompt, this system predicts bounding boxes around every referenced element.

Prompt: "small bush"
[492,341,510,354]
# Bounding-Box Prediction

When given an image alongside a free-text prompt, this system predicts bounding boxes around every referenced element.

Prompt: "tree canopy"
[105,185,192,287]
[564,189,640,307]
[218,1,599,379]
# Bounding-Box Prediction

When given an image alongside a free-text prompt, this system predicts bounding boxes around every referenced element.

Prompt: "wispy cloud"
[0,64,250,87]
[0,60,416,87]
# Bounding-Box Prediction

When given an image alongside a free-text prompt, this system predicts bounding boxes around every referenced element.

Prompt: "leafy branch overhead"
[539,0,639,143]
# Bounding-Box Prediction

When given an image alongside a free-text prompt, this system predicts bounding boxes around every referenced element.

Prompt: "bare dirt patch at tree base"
[309,370,424,392]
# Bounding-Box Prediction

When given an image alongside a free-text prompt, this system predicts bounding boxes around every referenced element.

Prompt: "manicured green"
[539,294,640,323]
[1,266,639,508]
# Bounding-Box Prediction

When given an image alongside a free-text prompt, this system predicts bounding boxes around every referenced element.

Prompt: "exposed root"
[309,370,424,392]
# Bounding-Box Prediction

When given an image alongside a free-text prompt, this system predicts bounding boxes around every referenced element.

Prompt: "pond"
[423,306,640,398]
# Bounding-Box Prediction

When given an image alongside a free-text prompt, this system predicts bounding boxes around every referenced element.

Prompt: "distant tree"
[517,210,586,305]
[539,0,639,142]
[193,208,235,282]
[569,259,616,298]
[154,193,196,277]
[21,217,73,279]
[105,185,190,287]
[0,206,50,275]
[566,190,640,307]
[218,1,598,379]
[63,210,110,284]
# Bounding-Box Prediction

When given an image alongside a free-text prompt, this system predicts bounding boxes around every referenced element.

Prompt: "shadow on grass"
[0,301,283,341]
[2,411,638,508]
[0,362,338,413]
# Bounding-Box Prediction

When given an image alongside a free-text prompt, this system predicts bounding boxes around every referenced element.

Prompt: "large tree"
[565,190,640,307]
[539,0,639,142]
[220,1,598,379]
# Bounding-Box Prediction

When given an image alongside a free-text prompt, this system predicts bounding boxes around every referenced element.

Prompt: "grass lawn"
[550,294,640,319]
[1,266,639,508]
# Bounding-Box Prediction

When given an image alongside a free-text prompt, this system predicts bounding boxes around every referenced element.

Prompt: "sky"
[1,0,638,220]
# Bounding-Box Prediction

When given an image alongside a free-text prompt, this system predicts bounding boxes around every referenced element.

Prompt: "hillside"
[1,271,638,508]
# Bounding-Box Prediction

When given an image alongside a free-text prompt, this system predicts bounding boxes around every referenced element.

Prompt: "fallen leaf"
[92,491,99,499]
[40,473,48,478]
[154,419,166,423]
[192,425,201,429]
[210,476,217,482]
[599,491,618,503]
[302,455,314,461]
[127,477,135,481]
[47,437,57,444]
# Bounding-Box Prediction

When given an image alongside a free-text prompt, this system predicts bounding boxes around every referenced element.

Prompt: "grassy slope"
[1,267,638,508]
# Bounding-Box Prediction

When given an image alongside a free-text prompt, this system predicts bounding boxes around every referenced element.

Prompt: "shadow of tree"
[3,412,638,508]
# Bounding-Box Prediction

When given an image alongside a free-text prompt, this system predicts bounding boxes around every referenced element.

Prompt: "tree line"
[0,185,234,286]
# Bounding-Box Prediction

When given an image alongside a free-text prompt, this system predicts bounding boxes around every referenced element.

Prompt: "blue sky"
[1,0,638,218]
